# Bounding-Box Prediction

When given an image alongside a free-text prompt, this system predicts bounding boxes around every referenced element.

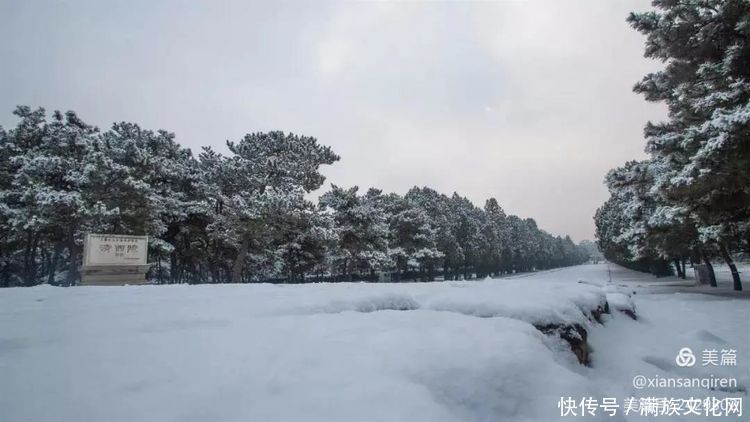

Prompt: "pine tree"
[384,193,443,281]
[628,0,750,289]
[404,187,460,280]
[219,132,339,283]
[319,185,391,281]
[0,106,589,286]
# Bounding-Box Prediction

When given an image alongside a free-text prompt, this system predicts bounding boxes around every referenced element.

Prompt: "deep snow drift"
[0,264,747,421]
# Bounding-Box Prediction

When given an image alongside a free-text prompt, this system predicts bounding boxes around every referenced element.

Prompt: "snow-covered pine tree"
[448,193,486,279]
[483,198,512,275]
[628,0,750,289]
[0,106,589,286]
[404,187,459,280]
[96,122,203,284]
[0,124,10,287]
[383,193,443,281]
[216,132,339,283]
[319,185,391,281]
[0,107,100,286]
[595,160,678,276]
[274,203,333,283]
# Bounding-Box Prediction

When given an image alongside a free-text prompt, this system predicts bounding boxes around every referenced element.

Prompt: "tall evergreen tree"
[627,0,750,289]
[0,106,588,286]
[319,185,391,281]
[221,132,338,283]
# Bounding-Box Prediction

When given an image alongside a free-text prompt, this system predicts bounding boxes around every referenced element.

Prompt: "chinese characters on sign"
[84,234,148,266]
[98,241,139,257]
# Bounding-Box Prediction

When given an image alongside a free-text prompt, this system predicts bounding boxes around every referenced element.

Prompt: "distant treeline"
[595,1,749,289]
[0,106,590,287]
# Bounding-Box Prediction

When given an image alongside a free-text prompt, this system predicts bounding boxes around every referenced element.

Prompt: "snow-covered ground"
[590,264,749,420]
[0,264,747,421]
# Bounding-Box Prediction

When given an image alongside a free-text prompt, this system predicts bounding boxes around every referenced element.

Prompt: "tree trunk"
[47,243,62,285]
[701,251,717,288]
[65,228,78,287]
[231,235,250,284]
[344,258,352,282]
[673,258,683,279]
[23,231,37,286]
[681,259,687,280]
[170,253,178,284]
[40,246,50,283]
[156,255,163,284]
[718,243,742,291]
[208,258,219,284]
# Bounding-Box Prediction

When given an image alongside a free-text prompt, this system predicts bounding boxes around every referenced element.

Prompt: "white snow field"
[1,263,748,422]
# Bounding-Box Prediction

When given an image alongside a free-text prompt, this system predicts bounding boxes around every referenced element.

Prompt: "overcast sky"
[0,0,665,241]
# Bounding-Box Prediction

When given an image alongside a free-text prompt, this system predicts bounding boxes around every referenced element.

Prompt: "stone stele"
[80,234,150,286]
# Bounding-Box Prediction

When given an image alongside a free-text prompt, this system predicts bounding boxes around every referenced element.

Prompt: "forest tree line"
[594,0,749,290]
[0,106,590,287]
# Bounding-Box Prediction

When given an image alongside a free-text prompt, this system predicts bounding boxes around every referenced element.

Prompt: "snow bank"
[0,264,615,422]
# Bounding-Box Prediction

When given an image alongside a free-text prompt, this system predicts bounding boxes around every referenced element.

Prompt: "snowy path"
[587,264,749,421]
[0,264,747,421]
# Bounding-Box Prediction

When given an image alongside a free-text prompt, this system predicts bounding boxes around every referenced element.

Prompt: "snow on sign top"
[83,234,148,266]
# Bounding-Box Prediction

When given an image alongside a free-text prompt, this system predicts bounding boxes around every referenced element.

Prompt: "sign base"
[80,265,151,286]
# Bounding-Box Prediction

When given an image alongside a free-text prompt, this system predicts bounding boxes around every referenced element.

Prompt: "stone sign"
[81,234,150,285]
